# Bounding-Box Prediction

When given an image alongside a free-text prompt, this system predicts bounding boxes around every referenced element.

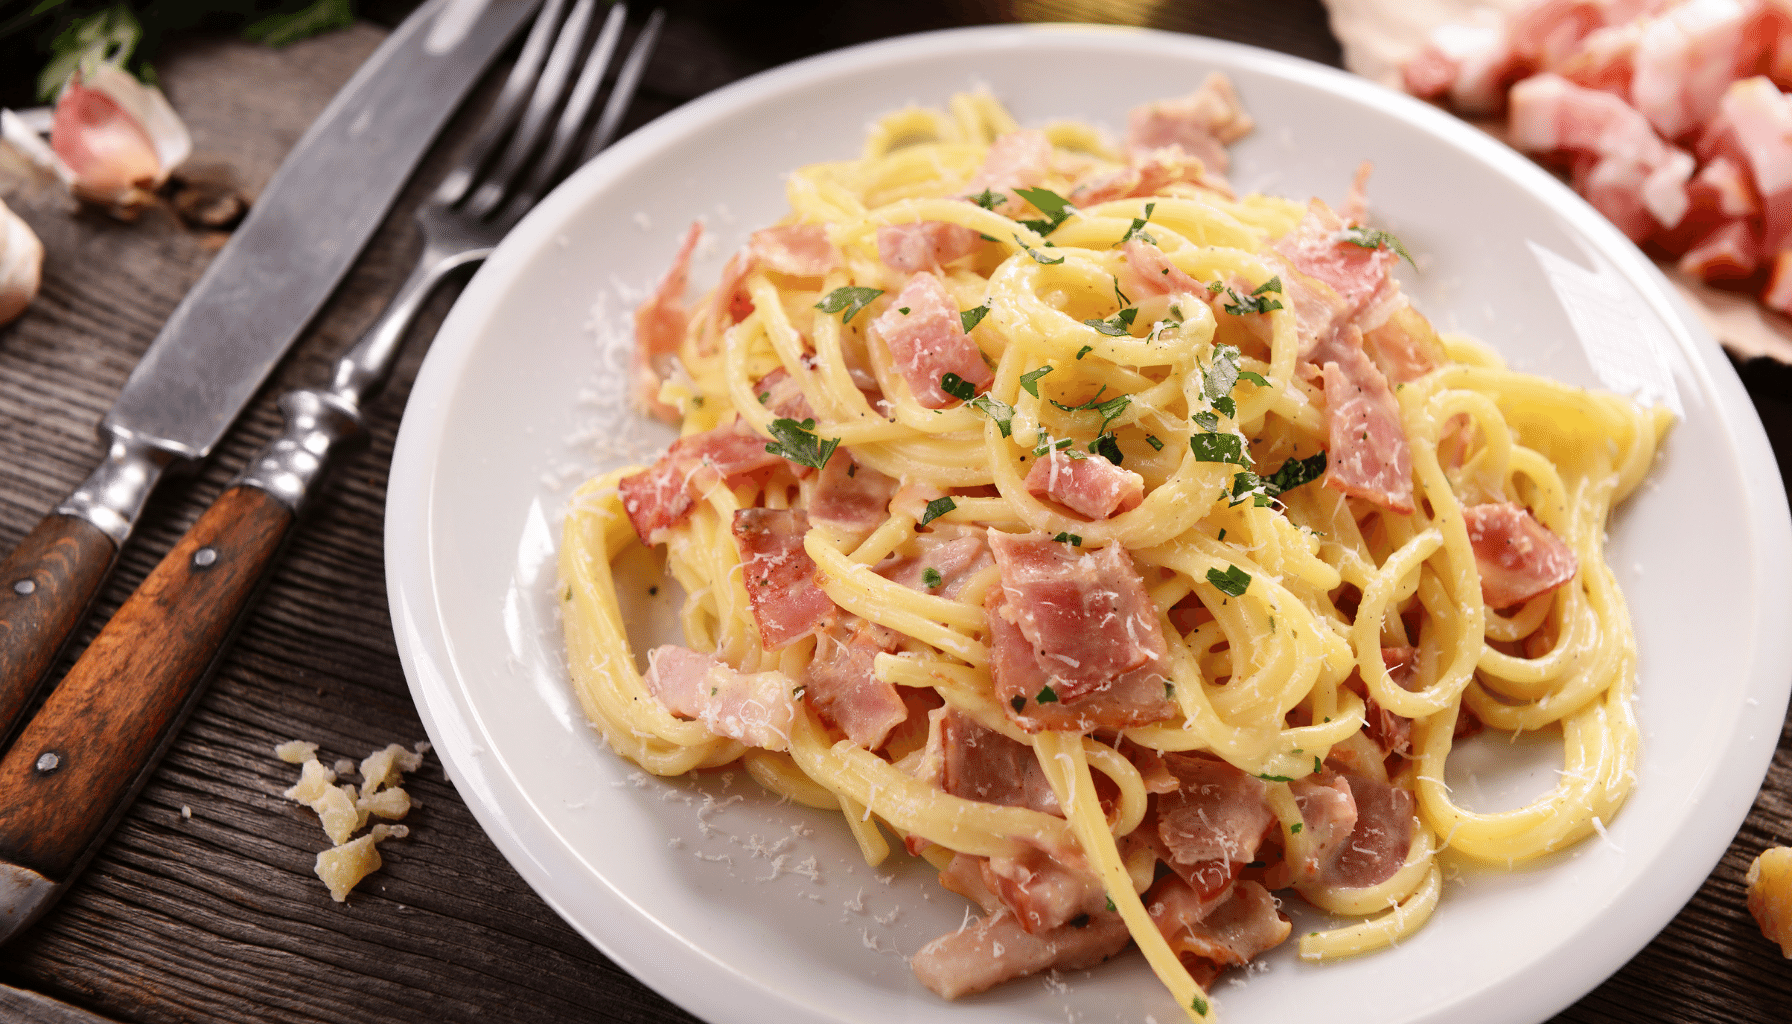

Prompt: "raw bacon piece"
[1122,236,1204,298]
[619,424,788,545]
[1629,0,1753,142]
[911,911,1129,1000]
[987,587,1176,734]
[1125,72,1254,174]
[1678,218,1761,281]
[808,448,898,533]
[1700,77,1792,250]
[1561,21,1644,94]
[804,618,905,749]
[749,223,837,277]
[733,508,835,650]
[1311,325,1415,514]
[939,709,1060,815]
[632,220,702,423]
[870,272,993,408]
[1766,250,1792,315]
[1509,0,1606,70]
[1156,754,1276,867]
[987,533,1168,702]
[877,221,982,272]
[964,129,1053,214]
[643,645,799,751]
[1404,12,1523,114]
[1023,449,1145,520]
[1462,502,1579,609]
[1149,877,1291,985]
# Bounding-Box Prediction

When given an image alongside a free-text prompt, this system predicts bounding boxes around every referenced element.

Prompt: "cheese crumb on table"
[315,824,411,902]
[278,738,429,902]
[1747,846,1792,957]
[274,740,319,764]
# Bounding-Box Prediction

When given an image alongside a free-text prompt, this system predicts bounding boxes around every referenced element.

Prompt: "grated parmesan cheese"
[315,824,410,902]
[1747,846,1792,957]
[279,739,429,903]
[274,740,319,764]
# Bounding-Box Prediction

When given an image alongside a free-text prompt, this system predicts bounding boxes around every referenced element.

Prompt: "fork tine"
[583,7,664,163]
[504,2,628,216]
[464,0,600,219]
[433,0,568,207]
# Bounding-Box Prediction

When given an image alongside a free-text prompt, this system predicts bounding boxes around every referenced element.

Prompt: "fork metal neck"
[328,244,490,410]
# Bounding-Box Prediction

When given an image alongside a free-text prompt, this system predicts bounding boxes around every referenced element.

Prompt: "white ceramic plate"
[386,25,1792,1024]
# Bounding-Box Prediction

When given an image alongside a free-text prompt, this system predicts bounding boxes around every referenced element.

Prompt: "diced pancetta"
[619,423,788,545]
[732,508,835,649]
[986,587,1177,733]
[1700,77,1792,250]
[1023,449,1145,520]
[1678,218,1761,280]
[939,709,1060,815]
[1071,145,1230,206]
[877,221,982,272]
[1310,325,1415,514]
[1287,772,1357,883]
[642,645,799,750]
[1323,774,1417,889]
[1121,236,1204,298]
[632,220,702,424]
[876,532,994,599]
[1404,12,1523,114]
[1509,0,1606,70]
[1272,199,1401,320]
[1125,72,1254,174]
[804,617,906,749]
[753,367,816,421]
[1155,754,1276,867]
[1149,877,1291,985]
[750,223,837,277]
[869,272,993,409]
[1765,250,1792,315]
[964,129,1053,214]
[987,533,1168,703]
[1561,22,1643,94]
[981,846,1109,934]
[1629,0,1753,142]
[808,448,898,533]
[1462,502,1579,609]
[910,910,1130,1000]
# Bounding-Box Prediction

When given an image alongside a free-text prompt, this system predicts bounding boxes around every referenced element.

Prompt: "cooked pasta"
[559,80,1671,1021]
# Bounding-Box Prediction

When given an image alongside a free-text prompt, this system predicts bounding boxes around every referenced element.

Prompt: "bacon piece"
[753,367,816,421]
[1678,218,1761,281]
[1324,774,1417,889]
[1404,13,1523,114]
[876,532,994,599]
[1630,0,1753,142]
[877,221,981,272]
[869,272,992,409]
[1156,754,1276,868]
[1273,200,1401,319]
[750,223,837,276]
[632,220,703,424]
[939,709,1060,814]
[1072,145,1229,206]
[1765,250,1792,315]
[1145,850,1237,934]
[910,911,1130,1000]
[987,587,1176,733]
[1149,876,1290,985]
[1024,449,1145,521]
[1699,77,1792,251]
[1354,647,1419,758]
[1121,236,1204,298]
[809,449,898,533]
[965,129,1053,214]
[733,508,835,649]
[619,424,787,545]
[804,618,905,749]
[1510,0,1606,70]
[981,846,1109,934]
[1125,72,1254,174]
[1288,772,1357,883]
[1561,21,1643,94]
[1462,502,1579,609]
[1362,304,1445,385]
[643,645,798,750]
[988,533,1168,703]
[1311,325,1415,514]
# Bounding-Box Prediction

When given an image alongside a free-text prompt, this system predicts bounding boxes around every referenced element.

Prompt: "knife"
[0,0,542,738]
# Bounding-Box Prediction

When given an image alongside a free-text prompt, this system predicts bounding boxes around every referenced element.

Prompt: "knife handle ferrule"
[56,435,177,547]
[233,389,365,514]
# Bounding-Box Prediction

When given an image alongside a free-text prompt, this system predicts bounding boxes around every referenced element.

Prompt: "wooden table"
[1,3,1789,1022]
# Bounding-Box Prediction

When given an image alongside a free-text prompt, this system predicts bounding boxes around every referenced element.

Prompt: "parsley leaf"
[1262,451,1328,496]
[1192,995,1210,1016]
[1257,772,1294,783]
[1237,370,1271,388]
[1291,822,1304,834]
[1051,388,1132,434]
[1083,307,1138,337]
[960,304,990,333]
[1204,346,1241,406]
[1011,694,1027,712]
[919,496,956,526]
[969,188,1005,210]
[969,394,1015,437]
[922,567,943,589]
[1252,276,1283,296]
[1112,276,1131,307]
[1052,531,1082,546]
[814,286,884,324]
[1019,366,1053,398]
[1145,434,1164,451]
[1222,285,1284,316]
[1075,345,1093,359]
[1213,395,1237,419]
[939,373,976,402]
[1189,433,1249,465]
[764,418,841,470]
[1013,186,1076,236]
[1090,433,1124,465]
[1340,225,1415,266]
[1192,411,1220,431]
[1036,685,1060,704]
[1118,201,1156,246]
[1206,564,1252,597]
[1012,234,1066,265]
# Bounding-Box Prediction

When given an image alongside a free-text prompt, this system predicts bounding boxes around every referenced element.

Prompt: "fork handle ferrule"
[328,246,488,408]
[232,389,364,515]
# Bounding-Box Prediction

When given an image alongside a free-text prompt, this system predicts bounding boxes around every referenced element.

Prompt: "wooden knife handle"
[0,513,119,737]
[0,485,293,884]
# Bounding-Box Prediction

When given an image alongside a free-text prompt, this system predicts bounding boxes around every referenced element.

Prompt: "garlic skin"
[0,198,43,325]
[50,65,191,209]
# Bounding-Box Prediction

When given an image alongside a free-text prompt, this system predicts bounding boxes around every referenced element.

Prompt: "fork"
[0,1,664,945]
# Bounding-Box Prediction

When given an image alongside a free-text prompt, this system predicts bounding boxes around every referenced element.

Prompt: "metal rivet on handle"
[193,547,218,568]
[12,579,33,595]
[33,752,60,774]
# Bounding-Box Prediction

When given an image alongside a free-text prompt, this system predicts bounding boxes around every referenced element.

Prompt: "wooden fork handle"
[0,514,118,738]
[0,484,293,940]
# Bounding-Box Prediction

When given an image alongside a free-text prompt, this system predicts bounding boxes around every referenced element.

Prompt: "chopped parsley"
[1217,528,1226,541]
[1082,307,1138,337]
[1051,388,1131,434]
[1204,345,1242,408]
[1253,275,1283,296]
[1238,370,1271,388]
[1188,432,1248,466]
[1117,201,1156,246]
[1076,344,1093,359]
[1257,772,1294,783]
[1033,433,1080,459]
[1206,563,1251,597]
[757,391,770,404]
[1339,224,1415,265]
[1262,451,1328,496]
[969,394,1015,437]
[1053,531,1083,546]
[1192,996,1209,1017]
[814,286,884,323]
[922,567,943,589]
[1221,283,1283,316]
[1192,410,1220,431]
[1291,822,1304,834]
[898,306,910,314]
[1106,895,1117,912]
[960,304,990,333]
[1013,186,1076,236]
[1145,434,1164,451]
[1036,685,1060,704]
[1314,754,1323,774]
[1019,365,1053,398]
[1164,681,1175,698]
[1012,233,1065,264]
[1090,433,1124,465]
[764,418,841,469]
[939,372,976,402]
[1011,694,1027,712]
[919,496,956,526]
[969,187,1005,210]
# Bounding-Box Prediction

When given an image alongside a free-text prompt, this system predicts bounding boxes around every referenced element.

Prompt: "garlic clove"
[50,65,191,209]
[0,198,44,326]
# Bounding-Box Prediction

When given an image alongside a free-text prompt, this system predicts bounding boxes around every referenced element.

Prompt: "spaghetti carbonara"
[558,76,1671,1021]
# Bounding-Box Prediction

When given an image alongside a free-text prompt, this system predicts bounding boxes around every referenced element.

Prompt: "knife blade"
[0,0,543,736]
